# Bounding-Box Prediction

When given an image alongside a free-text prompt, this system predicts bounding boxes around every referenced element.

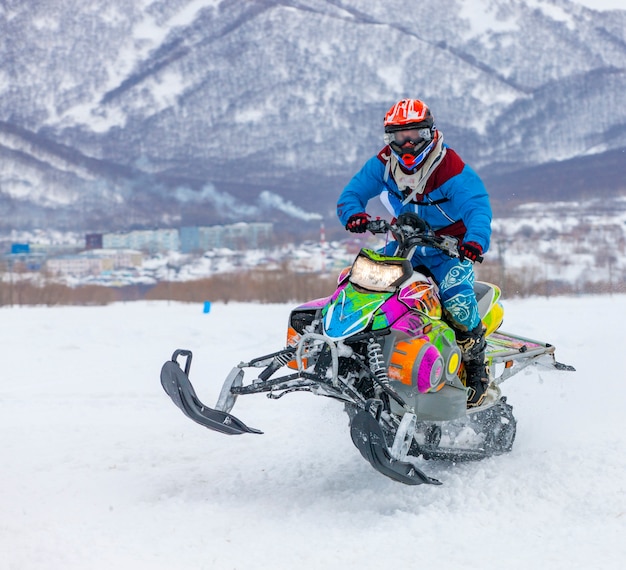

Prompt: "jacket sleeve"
[337,156,387,227]
[442,164,492,253]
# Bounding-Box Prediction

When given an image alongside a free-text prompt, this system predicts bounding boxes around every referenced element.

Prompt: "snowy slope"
[1,296,625,569]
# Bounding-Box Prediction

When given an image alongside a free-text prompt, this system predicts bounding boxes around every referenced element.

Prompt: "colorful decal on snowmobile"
[285,325,310,370]
[388,314,462,389]
[359,249,408,264]
[388,337,446,393]
[323,284,391,339]
[482,301,504,336]
[474,282,504,336]
[397,279,442,318]
[336,266,351,284]
[487,331,547,354]
[421,320,462,379]
[390,313,429,337]
[370,291,416,330]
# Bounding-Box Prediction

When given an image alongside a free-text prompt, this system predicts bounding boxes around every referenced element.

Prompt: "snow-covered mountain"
[2,0,626,232]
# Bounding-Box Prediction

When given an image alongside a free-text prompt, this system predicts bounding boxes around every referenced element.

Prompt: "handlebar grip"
[365,219,389,233]
[459,252,483,263]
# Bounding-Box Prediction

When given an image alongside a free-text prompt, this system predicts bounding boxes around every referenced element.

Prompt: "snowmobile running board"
[350,400,442,486]
[160,350,262,435]
[487,331,576,385]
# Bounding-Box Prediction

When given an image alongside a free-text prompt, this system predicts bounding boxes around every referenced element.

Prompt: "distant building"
[5,243,46,271]
[85,233,103,250]
[103,229,179,253]
[180,223,273,253]
[10,243,30,254]
[46,255,104,276]
[179,227,201,253]
[45,249,143,277]
[99,223,273,254]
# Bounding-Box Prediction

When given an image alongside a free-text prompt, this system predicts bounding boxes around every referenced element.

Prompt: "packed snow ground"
[2,295,625,569]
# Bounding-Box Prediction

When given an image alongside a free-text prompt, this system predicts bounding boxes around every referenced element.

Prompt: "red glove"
[345,212,371,233]
[459,241,483,262]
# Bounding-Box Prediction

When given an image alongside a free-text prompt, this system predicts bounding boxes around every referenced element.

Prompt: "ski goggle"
[384,127,432,148]
[390,137,437,171]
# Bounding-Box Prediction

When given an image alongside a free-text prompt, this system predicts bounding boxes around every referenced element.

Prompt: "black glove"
[459,241,483,262]
[345,212,371,233]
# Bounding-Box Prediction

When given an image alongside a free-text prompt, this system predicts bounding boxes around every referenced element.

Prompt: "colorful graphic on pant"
[439,261,480,329]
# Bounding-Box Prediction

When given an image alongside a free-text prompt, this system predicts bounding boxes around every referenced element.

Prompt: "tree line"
[0,261,623,308]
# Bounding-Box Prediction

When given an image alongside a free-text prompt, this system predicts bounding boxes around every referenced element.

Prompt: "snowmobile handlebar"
[365,214,483,263]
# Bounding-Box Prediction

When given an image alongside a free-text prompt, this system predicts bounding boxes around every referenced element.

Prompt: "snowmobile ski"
[160,350,262,435]
[350,400,441,486]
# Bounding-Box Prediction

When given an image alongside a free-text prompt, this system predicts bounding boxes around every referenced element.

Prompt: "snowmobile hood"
[322,283,395,339]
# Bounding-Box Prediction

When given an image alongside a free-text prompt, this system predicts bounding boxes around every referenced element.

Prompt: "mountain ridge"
[1,0,626,232]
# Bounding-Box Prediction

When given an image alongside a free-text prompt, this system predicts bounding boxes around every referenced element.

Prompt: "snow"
[452,0,625,50]
[458,0,520,37]
[572,0,626,10]
[2,295,625,569]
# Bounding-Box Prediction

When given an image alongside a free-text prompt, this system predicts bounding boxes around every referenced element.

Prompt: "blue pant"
[381,244,480,331]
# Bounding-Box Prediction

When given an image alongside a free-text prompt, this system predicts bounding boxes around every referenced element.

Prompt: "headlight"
[349,250,412,292]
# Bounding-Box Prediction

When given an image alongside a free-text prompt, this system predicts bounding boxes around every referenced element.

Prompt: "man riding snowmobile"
[159,103,576,482]
[337,98,492,407]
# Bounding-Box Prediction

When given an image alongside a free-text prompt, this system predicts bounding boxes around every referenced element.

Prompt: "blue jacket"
[337,145,492,253]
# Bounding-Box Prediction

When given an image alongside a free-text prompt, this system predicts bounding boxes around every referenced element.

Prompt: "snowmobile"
[160,213,575,485]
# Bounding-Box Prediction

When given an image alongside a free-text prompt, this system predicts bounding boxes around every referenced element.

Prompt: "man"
[337,98,492,407]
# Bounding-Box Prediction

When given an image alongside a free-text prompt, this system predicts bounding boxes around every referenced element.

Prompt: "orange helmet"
[383,99,438,171]
[384,99,434,129]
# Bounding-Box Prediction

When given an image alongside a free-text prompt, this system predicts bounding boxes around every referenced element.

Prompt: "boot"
[455,324,490,408]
